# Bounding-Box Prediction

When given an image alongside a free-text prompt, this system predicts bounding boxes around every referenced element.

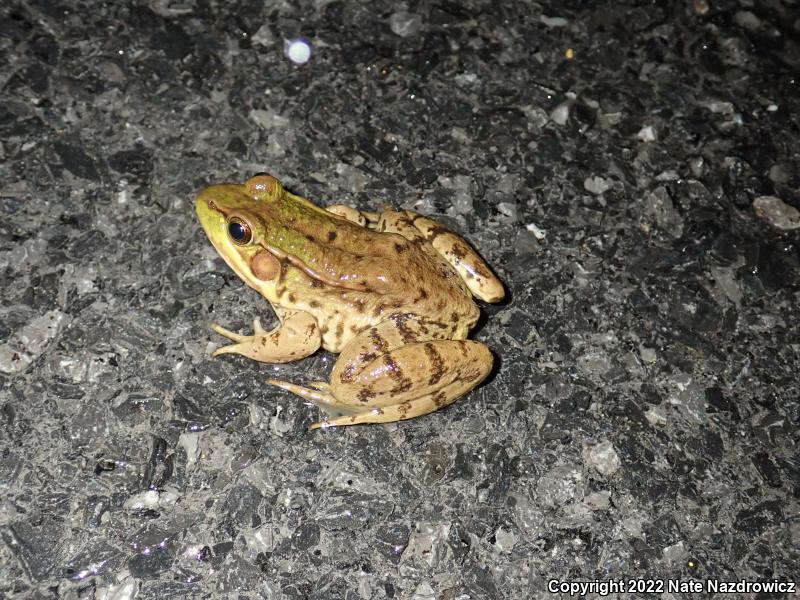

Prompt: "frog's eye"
[227,217,252,245]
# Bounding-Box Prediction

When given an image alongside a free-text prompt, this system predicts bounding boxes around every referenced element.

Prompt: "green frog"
[195,174,504,429]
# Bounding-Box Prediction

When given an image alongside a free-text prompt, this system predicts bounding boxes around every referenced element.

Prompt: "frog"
[195,174,505,429]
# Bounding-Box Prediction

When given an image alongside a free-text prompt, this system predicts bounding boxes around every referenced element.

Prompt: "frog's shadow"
[472,288,512,386]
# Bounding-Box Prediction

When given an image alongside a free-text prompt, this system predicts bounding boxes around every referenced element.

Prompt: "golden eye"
[227,217,252,245]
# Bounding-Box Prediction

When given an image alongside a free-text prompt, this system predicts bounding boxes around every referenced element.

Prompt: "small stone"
[705,100,735,114]
[583,176,612,195]
[550,101,571,125]
[124,490,161,511]
[577,351,612,377]
[639,345,657,363]
[645,405,668,427]
[768,163,792,184]
[493,527,518,553]
[389,11,423,37]
[689,156,705,178]
[643,186,684,235]
[584,440,621,476]
[540,15,569,27]
[734,10,761,31]
[0,345,31,374]
[0,310,69,374]
[252,24,275,46]
[662,540,688,564]
[637,125,657,142]
[525,222,547,240]
[752,196,800,230]
[537,465,584,508]
[583,491,611,511]
[411,582,436,600]
[496,201,518,222]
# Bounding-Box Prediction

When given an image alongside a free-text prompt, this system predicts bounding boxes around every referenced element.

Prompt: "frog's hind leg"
[266,379,365,419]
[324,316,492,426]
[266,316,493,429]
[308,374,482,429]
[378,210,505,303]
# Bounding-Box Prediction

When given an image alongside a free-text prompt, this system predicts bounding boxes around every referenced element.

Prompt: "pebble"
[753,195,800,230]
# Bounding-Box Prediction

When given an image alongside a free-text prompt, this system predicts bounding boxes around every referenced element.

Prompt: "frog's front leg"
[268,316,493,428]
[211,309,320,363]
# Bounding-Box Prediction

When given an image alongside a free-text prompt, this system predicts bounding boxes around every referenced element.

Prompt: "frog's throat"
[258,240,382,294]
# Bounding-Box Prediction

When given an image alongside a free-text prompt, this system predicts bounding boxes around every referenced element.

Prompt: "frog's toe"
[209,311,321,363]
[251,317,267,335]
[210,323,249,343]
[211,341,247,357]
[268,379,370,423]
[267,379,336,405]
[210,318,267,345]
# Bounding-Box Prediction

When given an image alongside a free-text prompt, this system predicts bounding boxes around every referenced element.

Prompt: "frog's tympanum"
[196,174,505,429]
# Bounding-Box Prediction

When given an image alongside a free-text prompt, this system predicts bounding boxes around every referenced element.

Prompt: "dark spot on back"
[328,231,337,241]
[452,243,467,260]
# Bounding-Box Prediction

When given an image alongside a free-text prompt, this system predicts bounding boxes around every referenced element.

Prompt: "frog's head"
[196,175,288,287]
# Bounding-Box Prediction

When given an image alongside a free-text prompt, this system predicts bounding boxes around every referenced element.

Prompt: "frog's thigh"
[330,316,451,390]
[332,338,492,406]
[329,318,492,409]
[405,210,505,303]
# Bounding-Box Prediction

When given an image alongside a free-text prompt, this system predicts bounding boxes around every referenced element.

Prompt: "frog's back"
[277,235,479,352]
